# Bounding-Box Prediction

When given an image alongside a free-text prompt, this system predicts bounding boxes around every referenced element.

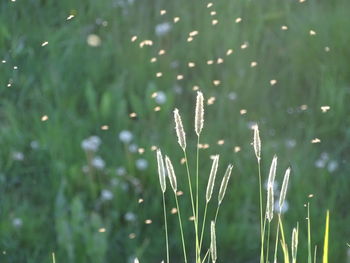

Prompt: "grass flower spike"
[165,155,177,193]
[279,167,291,213]
[253,125,261,162]
[157,149,166,193]
[195,91,204,136]
[210,221,217,263]
[174,108,186,150]
[206,155,219,203]
[218,164,233,205]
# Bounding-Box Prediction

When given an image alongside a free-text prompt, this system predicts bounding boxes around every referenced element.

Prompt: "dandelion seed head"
[226,49,233,55]
[119,130,133,143]
[155,22,172,36]
[87,34,101,47]
[250,61,258,67]
[270,79,277,86]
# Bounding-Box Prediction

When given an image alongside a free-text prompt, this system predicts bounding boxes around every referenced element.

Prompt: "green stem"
[162,193,170,263]
[214,205,220,223]
[175,194,188,263]
[199,201,208,256]
[265,221,271,263]
[307,202,312,263]
[183,150,199,262]
[196,136,200,261]
[202,248,210,263]
[273,214,281,263]
[258,160,265,263]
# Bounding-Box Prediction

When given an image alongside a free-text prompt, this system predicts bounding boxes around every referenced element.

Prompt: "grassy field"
[0,0,350,262]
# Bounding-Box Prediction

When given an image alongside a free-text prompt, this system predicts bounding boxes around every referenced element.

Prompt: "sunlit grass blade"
[322,210,330,263]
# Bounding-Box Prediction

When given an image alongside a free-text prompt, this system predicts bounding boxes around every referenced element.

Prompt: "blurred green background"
[0,0,349,262]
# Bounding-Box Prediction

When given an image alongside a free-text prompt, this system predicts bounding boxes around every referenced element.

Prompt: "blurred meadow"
[0,0,350,262]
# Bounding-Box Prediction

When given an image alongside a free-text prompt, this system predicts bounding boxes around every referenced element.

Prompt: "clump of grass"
[156,92,331,263]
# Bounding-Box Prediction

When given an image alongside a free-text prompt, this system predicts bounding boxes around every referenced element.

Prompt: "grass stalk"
[258,160,265,263]
[174,194,188,263]
[273,216,280,263]
[199,201,208,256]
[183,150,200,262]
[196,135,200,261]
[265,221,271,263]
[308,203,312,263]
[162,193,170,263]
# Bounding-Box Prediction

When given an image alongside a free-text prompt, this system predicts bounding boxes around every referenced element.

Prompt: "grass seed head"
[156,149,166,193]
[195,91,204,136]
[218,164,233,204]
[253,125,261,161]
[279,167,291,213]
[206,155,220,203]
[165,155,177,192]
[266,184,274,222]
[268,155,278,186]
[292,225,299,262]
[210,221,217,263]
[173,108,186,150]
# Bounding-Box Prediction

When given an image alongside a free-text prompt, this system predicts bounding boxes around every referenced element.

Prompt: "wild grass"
[0,0,349,262]
[156,92,332,263]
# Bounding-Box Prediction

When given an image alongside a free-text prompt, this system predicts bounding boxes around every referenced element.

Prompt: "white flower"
[92,156,105,170]
[136,159,148,171]
[12,152,24,161]
[87,34,101,47]
[285,139,296,148]
[275,200,289,214]
[327,160,338,173]
[101,189,114,201]
[155,91,167,104]
[315,159,326,168]
[155,22,172,36]
[125,212,137,222]
[173,84,183,94]
[81,136,101,152]
[228,92,237,101]
[30,141,40,149]
[128,144,138,153]
[82,165,89,173]
[119,130,133,143]
[12,218,23,228]
[116,167,126,176]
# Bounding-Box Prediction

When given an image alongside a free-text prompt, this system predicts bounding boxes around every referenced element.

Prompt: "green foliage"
[0,0,349,262]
